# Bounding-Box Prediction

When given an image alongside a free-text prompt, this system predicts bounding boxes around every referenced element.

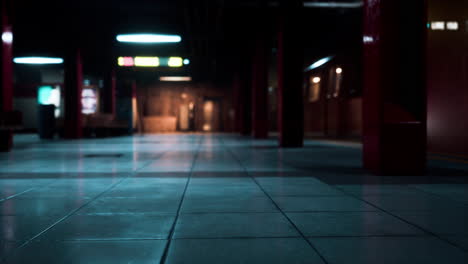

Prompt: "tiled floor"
[0,134,468,263]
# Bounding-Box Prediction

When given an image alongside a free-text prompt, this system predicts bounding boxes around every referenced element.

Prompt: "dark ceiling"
[11,0,363,82]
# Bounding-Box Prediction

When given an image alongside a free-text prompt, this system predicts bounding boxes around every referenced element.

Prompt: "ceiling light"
[168,57,183,67]
[160,76,192,82]
[2,31,13,44]
[336,67,343,74]
[431,22,445,30]
[13,57,63,64]
[312,77,321,83]
[183,59,190,65]
[303,1,363,8]
[305,56,333,72]
[116,34,182,44]
[118,57,134,67]
[134,57,160,67]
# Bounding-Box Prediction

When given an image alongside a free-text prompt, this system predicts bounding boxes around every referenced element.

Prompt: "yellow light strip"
[168,57,183,67]
[134,57,159,67]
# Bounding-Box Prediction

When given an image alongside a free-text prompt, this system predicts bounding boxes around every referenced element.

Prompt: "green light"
[38,86,53,105]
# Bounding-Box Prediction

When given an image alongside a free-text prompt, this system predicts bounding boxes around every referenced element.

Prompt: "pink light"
[123,57,134,66]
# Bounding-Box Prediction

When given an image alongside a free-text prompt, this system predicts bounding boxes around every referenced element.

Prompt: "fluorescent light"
[305,56,333,71]
[2,31,13,44]
[363,36,374,44]
[303,1,363,8]
[168,57,183,67]
[183,59,190,65]
[116,34,182,43]
[446,21,459,31]
[431,21,445,30]
[160,76,192,82]
[134,57,160,67]
[14,57,63,64]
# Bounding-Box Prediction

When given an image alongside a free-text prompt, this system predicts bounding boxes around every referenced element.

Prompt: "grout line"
[220,137,330,264]
[159,136,203,264]
[1,145,171,263]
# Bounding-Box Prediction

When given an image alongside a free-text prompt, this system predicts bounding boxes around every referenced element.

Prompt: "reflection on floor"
[1,134,468,263]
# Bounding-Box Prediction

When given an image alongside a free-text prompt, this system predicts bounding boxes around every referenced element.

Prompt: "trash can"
[38,104,55,139]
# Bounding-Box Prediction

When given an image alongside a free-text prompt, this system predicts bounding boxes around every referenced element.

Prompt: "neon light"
[183,59,190,65]
[431,22,445,30]
[116,34,182,43]
[168,57,183,67]
[305,56,333,71]
[118,57,134,67]
[446,22,459,31]
[2,31,13,44]
[134,57,159,67]
[160,76,192,82]
[14,57,63,64]
[303,2,363,8]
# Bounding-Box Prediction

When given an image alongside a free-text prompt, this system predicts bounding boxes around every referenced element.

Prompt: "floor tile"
[166,238,325,264]
[0,215,57,241]
[256,177,345,196]
[181,196,278,213]
[0,197,88,216]
[78,197,181,214]
[174,213,300,238]
[393,211,468,235]
[41,214,175,240]
[311,237,468,264]
[287,212,424,236]
[4,240,167,264]
[337,184,425,196]
[273,196,378,212]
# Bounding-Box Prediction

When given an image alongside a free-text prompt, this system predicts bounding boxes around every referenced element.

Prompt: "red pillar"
[232,72,242,133]
[277,0,304,147]
[251,33,269,139]
[0,0,14,151]
[239,65,252,136]
[363,0,427,175]
[103,68,116,115]
[63,48,83,139]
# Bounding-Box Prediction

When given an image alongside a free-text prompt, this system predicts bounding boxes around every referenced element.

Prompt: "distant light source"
[336,67,343,74]
[303,1,363,8]
[118,57,134,67]
[446,21,459,31]
[305,56,333,72]
[134,57,160,67]
[183,59,190,65]
[116,34,182,44]
[431,21,445,30]
[2,31,13,44]
[160,76,192,82]
[168,57,183,67]
[14,57,63,65]
[312,77,321,84]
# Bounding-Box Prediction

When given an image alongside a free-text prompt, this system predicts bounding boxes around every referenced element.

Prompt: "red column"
[63,48,83,139]
[0,0,14,151]
[232,72,242,133]
[240,65,252,136]
[251,33,269,139]
[277,0,304,147]
[363,0,427,175]
[103,68,116,115]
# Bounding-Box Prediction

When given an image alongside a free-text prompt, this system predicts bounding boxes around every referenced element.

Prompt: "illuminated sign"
[82,88,98,115]
[159,76,192,82]
[38,85,61,117]
[116,34,181,43]
[134,57,160,67]
[429,21,459,31]
[117,56,188,68]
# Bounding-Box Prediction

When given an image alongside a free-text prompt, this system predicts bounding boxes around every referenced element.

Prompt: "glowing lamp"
[183,59,190,65]
[116,34,182,43]
[305,56,333,71]
[431,22,445,30]
[336,67,343,74]
[134,57,160,67]
[118,57,134,67]
[2,31,13,44]
[160,76,192,82]
[14,57,64,65]
[312,77,321,84]
[168,57,183,67]
[446,22,459,31]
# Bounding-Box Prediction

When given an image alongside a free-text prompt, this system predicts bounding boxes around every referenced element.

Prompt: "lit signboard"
[38,85,61,117]
[82,88,98,115]
[117,56,188,68]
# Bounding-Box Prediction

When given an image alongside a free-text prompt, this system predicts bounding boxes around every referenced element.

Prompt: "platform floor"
[1,134,468,263]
